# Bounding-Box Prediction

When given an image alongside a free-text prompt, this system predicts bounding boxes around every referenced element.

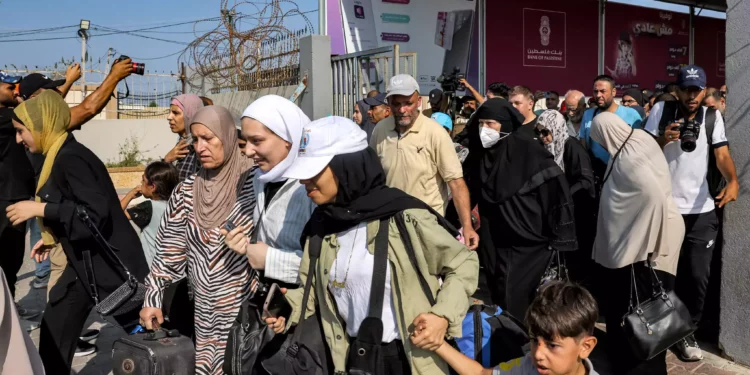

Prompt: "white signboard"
[338,0,476,92]
[340,0,379,53]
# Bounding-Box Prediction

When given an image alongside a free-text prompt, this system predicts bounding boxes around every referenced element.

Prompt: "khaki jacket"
[285,209,479,375]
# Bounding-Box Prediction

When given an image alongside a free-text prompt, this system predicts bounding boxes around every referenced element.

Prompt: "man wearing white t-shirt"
[644,65,739,362]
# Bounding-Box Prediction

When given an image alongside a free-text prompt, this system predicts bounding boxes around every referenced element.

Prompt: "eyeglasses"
[622,99,638,105]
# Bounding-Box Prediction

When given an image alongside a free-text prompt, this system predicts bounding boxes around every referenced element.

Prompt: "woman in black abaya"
[464,99,577,320]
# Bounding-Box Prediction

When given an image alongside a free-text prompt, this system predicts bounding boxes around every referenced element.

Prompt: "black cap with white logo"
[678,65,706,90]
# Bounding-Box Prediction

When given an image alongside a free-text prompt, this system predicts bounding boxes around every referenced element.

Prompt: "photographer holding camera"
[643,65,739,362]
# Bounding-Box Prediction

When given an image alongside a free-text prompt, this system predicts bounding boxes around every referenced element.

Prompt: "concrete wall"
[209,85,299,120]
[720,0,750,365]
[72,119,177,165]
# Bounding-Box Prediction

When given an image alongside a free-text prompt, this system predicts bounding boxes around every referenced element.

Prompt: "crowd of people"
[0,59,738,375]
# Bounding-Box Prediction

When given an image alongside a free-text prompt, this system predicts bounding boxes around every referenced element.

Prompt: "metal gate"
[330,45,417,118]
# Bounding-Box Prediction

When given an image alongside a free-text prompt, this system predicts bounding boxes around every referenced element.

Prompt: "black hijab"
[623,88,644,107]
[302,147,457,240]
[465,98,558,205]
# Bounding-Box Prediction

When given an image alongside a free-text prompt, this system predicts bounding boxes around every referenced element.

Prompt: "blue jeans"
[28,218,50,278]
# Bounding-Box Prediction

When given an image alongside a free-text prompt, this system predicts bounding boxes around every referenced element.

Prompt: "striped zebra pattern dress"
[144,167,258,375]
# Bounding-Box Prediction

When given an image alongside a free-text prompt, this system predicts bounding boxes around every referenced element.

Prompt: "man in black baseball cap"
[364,92,391,125]
[19,73,67,100]
[422,88,443,117]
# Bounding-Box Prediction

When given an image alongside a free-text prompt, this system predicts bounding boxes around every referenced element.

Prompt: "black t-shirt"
[0,108,34,202]
[515,117,538,140]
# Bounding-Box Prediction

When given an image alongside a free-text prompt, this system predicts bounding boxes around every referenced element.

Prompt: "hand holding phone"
[263,283,291,320]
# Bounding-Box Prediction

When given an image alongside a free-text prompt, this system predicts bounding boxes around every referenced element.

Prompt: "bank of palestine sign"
[522,8,567,68]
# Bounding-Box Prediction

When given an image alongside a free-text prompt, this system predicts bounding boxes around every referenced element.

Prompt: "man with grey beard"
[564,90,586,138]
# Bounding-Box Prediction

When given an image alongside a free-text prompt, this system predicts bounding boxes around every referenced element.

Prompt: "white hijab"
[591,112,684,275]
[241,95,311,183]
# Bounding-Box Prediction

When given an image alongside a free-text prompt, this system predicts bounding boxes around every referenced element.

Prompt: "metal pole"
[81,32,87,99]
[478,0,486,94]
[394,44,400,76]
[319,0,327,35]
[598,0,606,75]
[689,5,695,65]
[181,62,187,94]
[105,47,112,76]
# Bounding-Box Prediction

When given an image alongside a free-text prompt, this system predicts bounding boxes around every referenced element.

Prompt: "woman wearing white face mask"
[464,98,577,319]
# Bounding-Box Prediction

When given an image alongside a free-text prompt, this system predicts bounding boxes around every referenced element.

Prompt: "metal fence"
[188,26,309,94]
[330,45,418,118]
[3,61,182,119]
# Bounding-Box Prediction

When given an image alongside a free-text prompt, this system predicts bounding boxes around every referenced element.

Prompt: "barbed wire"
[179,0,314,90]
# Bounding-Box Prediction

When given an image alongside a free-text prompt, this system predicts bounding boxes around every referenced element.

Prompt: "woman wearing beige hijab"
[139,106,257,375]
[590,112,684,375]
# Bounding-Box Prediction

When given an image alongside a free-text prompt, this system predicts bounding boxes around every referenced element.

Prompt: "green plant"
[106,134,153,168]
[148,101,158,107]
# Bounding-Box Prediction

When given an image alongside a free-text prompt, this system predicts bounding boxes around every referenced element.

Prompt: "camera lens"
[132,63,145,76]
[680,134,697,152]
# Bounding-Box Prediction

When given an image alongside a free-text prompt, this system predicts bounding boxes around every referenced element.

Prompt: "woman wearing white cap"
[265,116,479,375]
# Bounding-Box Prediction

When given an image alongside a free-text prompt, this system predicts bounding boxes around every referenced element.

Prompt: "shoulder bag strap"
[394,213,436,306]
[82,250,100,304]
[601,128,635,185]
[705,108,716,147]
[291,232,322,344]
[367,218,391,318]
[75,206,133,281]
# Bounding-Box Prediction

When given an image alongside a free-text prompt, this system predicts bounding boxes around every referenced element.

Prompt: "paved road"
[12,226,750,375]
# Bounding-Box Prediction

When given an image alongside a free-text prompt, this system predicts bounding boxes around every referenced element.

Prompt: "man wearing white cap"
[369,74,478,250]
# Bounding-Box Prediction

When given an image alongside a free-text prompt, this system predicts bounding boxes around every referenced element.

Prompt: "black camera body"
[679,119,700,152]
[437,67,466,93]
[114,55,145,75]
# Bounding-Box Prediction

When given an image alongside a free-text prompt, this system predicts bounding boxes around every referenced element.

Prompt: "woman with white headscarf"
[536,110,596,286]
[224,95,314,285]
[222,95,316,372]
[590,112,684,375]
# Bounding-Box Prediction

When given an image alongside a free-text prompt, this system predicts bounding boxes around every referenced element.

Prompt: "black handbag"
[537,249,569,293]
[259,230,330,375]
[222,295,274,375]
[621,262,696,360]
[76,206,146,317]
[346,218,390,375]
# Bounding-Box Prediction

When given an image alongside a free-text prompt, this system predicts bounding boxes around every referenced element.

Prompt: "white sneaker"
[672,335,703,362]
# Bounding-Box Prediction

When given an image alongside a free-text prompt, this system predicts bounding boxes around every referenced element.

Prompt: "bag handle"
[367,218,391,318]
[628,260,668,312]
[394,213,436,306]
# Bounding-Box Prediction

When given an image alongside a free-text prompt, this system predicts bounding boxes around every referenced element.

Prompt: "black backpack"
[657,102,725,198]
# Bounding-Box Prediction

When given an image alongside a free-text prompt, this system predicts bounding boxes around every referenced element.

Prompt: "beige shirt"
[370,113,463,214]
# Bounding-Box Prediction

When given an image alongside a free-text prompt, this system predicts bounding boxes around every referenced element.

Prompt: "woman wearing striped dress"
[139,105,257,375]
